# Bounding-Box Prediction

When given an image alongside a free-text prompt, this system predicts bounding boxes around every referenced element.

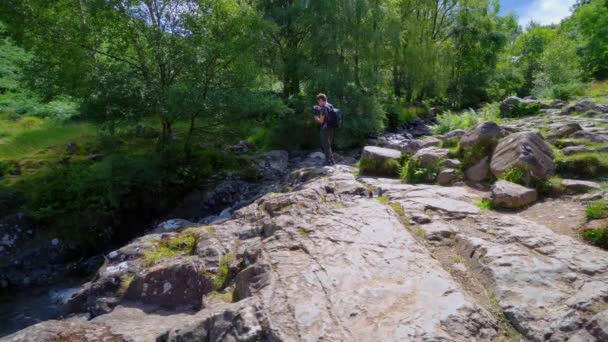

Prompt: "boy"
[313,93,336,165]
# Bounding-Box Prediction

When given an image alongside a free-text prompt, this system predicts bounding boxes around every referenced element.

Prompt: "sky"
[499,0,577,27]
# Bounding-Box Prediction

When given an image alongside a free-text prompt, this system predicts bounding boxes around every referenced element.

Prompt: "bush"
[384,100,419,129]
[585,201,608,220]
[583,228,608,249]
[432,104,501,135]
[401,159,442,184]
[500,166,527,185]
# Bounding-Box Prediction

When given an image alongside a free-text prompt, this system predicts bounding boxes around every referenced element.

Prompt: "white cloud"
[518,0,577,27]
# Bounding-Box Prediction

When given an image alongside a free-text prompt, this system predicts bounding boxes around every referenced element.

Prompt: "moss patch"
[213,252,235,290]
[142,232,198,266]
[475,199,497,210]
[556,152,608,178]
[376,196,389,205]
[401,159,442,184]
[389,202,405,217]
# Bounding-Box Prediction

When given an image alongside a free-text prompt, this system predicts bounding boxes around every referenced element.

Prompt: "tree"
[570,0,608,78]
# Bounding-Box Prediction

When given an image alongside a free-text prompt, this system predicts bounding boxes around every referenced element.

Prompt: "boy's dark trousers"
[320,127,335,165]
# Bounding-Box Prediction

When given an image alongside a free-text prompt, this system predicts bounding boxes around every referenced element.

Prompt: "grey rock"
[465,156,490,182]
[562,179,601,194]
[490,131,555,181]
[491,180,537,208]
[154,219,197,233]
[410,147,449,168]
[420,136,441,148]
[586,310,608,340]
[575,100,597,113]
[230,140,255,154]
[460,121,503,150]
[570,130,608,143]
[546,123,583,139]
[441,159,462,169]
[562,146,594,155]
[361,146,402,160]
[437,168,458,186]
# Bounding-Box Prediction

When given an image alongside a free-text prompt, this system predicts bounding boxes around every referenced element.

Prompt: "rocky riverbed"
[4,98,608,341]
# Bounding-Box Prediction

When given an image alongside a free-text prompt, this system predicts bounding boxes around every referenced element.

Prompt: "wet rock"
[153,219,197,233]
[561,179,601,194]
[465,156,490,182]
[490,131,555,181]
[491,180,537,208]
[546,123,583,139]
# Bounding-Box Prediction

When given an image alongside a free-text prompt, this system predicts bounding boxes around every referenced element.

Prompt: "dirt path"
[507,198,587,239]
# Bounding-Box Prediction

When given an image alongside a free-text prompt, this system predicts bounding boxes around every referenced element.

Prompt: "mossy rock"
[359,146,402,178]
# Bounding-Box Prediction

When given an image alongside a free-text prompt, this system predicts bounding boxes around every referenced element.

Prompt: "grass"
[586,80,608,104]
[213,252,235,290]
[582,228,608,249]
[432,103,501,135]
[0,115,97,160]
[118,274,135,295]
[475,199,497,210]
[297,229,310,237]
[452,256,462,264]
[142,232,198,266]
[401,159,442,184]
[556,152,608,178]
[414,227,426,238]
[585,201,608,220]
[210,288,235,303]
[539,176,566,196]
[389,202,405,217]
[500,166,527,185]
[376,196,389,205]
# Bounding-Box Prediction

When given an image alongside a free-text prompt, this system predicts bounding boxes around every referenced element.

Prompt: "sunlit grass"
[0,115,96,160]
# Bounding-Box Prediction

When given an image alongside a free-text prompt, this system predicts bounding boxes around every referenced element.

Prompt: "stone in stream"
[491,180,537,208]
[359,146,402,177]
[490,131,555,181]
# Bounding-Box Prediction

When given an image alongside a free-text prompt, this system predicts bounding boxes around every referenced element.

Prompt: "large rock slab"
[491,180,537,208]
[561,179,601,194]
[490,131,555,181]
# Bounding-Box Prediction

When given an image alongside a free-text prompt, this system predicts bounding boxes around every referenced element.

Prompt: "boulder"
[575,100,597,113]
[437,169,458,186]
[125,258,213,310]
[561,179,601,194]
[441,159,462,169]
[570,130,608,143]
[562,146,594,155]
[491,180,538,208]
[490,131,555,181]
[420,137,441,148]
[410,147,449,168]
[359,146,402,177]
[460,121,503,150]
[561,104,576,115]
[465,156,490,182]
[546,123,582,139]
[499,96,522,117]
[375,134,422,155]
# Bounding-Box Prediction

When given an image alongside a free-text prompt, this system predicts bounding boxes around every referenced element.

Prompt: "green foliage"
[532,36,585,100]
[475,198,497,210]
[142,232,198,266]
[376,196,389,205]
[538,176,566,196]
[571,0,608,78]
[213,253,235,290]
[359,158,401,178]
[583,228,608,249]
[389,202,405,217]
[384,101,420,129]
[432,106,501,135]
[585,201,608,220]
[500,167,527,185]
[401,159,442,184]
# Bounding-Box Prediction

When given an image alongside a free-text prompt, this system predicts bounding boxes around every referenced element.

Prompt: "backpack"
[324,104,342,129]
